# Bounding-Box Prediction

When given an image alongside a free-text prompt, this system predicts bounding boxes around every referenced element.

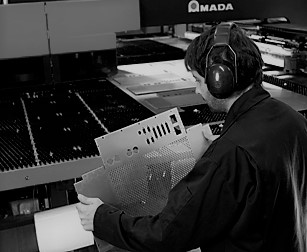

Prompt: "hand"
[202,124,219,145]
[76,194,103,231]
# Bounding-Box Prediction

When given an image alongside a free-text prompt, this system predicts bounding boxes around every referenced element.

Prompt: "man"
[77,23,307,251]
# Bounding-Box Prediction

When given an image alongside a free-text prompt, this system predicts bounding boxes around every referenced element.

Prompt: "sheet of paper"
[34,203,94,252]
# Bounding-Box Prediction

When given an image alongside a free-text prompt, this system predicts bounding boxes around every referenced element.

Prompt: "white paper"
[34,203,94,252]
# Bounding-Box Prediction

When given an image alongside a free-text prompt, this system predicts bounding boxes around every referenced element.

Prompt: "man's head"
[185,22,263,112]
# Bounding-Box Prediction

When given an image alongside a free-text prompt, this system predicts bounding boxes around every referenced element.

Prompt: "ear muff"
[204,22,238,99]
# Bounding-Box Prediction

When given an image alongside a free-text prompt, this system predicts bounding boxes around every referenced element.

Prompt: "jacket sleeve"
[93,145,259,252]
[93,180,193,252]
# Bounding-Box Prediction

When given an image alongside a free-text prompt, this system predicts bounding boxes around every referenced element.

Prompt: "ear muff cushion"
[206,63,235,99]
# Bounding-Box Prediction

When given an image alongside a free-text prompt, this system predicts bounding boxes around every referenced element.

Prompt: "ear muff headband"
[205,22,238,99]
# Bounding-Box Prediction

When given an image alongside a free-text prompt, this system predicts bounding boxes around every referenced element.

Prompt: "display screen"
[140,0,307,27]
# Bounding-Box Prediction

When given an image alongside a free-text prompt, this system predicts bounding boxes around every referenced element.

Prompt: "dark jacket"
[93,85,307,252]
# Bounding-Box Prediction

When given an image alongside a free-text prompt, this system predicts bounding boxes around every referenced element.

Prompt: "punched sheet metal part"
[75,108,212,216]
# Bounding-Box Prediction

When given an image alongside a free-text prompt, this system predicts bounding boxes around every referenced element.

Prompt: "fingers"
[75,200,98,232]
[210,134,220,141]
[77,195,104,208]
[76,206,93,231]
[76,202,85,212]
[80,221,92,231]
[78,194,92,205]
[202,124,219,142]
[202,124,213,142]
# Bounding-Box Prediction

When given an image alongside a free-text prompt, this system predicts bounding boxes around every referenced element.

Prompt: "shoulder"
[201,136,250,166]
[189,137,258,187]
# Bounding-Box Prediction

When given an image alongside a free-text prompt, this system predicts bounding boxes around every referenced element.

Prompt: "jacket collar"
[220,85,270,136]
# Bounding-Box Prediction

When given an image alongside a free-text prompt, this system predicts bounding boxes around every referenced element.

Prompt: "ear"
[206,63,235,99]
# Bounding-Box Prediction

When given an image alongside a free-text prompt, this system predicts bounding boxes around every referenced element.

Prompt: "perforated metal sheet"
[75,108,209,217]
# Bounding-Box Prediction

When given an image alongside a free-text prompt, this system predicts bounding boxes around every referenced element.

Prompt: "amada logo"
[188,0,234,12]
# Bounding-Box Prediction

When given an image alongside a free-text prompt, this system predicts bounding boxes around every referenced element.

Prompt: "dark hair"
[184,24,264,92]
